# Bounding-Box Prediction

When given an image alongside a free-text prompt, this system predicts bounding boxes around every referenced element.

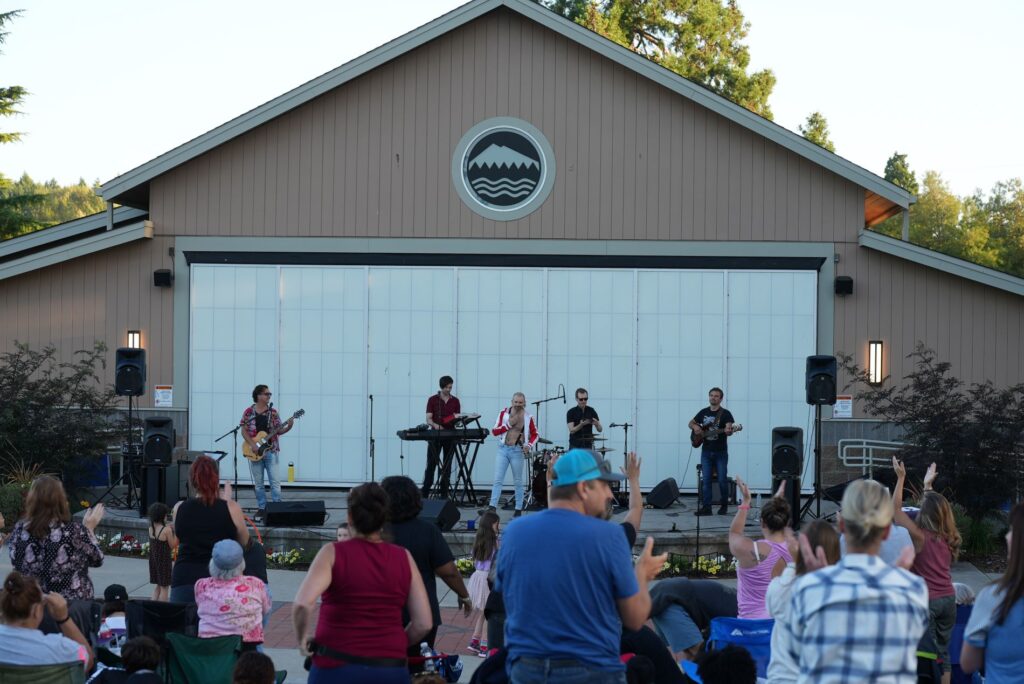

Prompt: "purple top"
[736,539,791,619]
[474,558,493,573]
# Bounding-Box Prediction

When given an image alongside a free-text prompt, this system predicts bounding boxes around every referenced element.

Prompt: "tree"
[798,111,835,153]
[977,179,1024,276]
[0,10,38,239]
[0,175,106,231]
[883,151,919,195]
[839,344,1024,521]
[537,0,776,119]
[0,342,120,490]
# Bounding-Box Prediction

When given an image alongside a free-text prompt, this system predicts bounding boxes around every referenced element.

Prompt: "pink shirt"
[910,530,955,599]
[736,539,791,619]
[195,575,271,643]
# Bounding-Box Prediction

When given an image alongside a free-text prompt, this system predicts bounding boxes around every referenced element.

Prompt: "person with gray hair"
[781,479,929,683]
[194,539,271,649]
[488,392,539,517]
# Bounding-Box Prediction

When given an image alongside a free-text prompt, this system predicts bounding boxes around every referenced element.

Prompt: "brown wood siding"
[834,242,1024,402]
[0,237,175,409]
[149,9,864,243]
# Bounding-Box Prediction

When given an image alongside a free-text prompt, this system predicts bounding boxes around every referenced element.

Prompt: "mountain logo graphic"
[462,129,543,209]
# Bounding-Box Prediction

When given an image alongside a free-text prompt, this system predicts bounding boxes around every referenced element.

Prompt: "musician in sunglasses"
[241,385,294,521]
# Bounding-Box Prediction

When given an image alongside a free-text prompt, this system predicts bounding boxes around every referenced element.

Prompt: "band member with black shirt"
[689,387,736,516]
[422,375,462,498]
[240,385,294,521]
[566,387,603,449]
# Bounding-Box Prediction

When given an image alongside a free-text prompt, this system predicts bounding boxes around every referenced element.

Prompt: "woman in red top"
[292,483,431,684]
[893,458,961,684]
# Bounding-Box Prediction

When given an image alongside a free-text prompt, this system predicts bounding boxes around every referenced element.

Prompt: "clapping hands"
[83,503,105,531]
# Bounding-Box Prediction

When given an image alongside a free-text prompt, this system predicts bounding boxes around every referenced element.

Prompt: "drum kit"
[526,435,615,508]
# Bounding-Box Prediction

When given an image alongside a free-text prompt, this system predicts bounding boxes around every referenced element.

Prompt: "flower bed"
[94,532,317,570]
[457,552,737,579]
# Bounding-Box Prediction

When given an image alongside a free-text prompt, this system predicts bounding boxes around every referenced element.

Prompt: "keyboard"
[396,428,489,442]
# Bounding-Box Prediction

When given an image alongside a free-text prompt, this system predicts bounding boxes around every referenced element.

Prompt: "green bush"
[953,503,1002,556]
[0,483,27,528]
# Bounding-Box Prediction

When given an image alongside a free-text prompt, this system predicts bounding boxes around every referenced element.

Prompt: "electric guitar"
[690,422,742,448]
[243,409,305,461]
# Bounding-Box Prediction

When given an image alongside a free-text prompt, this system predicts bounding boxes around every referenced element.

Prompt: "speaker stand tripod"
[799,405,840,522]
[94,396,142,509]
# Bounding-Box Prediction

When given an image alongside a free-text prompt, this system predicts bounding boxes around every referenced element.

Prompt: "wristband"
[55,614,72,625]
[738,504,751,510]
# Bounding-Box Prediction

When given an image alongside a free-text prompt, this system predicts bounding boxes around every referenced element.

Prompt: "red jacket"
[492,407,539,449]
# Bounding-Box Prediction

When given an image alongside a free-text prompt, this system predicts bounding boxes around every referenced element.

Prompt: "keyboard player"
[422,375,462,498]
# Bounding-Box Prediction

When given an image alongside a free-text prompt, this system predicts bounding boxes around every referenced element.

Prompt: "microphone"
[269,402,274,410]
[610,423,619,428]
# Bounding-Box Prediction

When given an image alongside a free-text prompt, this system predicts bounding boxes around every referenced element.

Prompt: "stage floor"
[87,484,840,557]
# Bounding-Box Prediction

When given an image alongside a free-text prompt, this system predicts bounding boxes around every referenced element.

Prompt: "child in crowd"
[88,635,163,683]
[97,584,129,657]
[467,510,499,656]
[232,651,276,684]
[147,502,176,601]
[893,458,961,684]
[336,522,349,542]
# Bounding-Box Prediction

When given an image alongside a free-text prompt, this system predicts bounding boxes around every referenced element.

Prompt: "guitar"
[690,422,742,448]
[242,409,305,461]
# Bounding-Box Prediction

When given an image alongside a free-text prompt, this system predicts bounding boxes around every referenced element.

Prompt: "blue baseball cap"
[551,449,625,487]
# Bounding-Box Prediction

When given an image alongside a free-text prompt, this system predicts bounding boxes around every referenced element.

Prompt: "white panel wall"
[189,265,817,490]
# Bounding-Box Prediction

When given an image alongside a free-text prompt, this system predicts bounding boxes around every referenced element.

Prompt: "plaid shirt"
[786,553,928,684]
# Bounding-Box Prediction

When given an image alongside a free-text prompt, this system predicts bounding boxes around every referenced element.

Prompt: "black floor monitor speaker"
[264,501,327,527]
[772,476,801,530]
[419,498,460,531]
[646,478,680,509]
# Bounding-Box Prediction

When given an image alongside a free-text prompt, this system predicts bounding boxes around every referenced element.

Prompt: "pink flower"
[241,597,248,604]
[236,585,249,592]
[219,605,230,612]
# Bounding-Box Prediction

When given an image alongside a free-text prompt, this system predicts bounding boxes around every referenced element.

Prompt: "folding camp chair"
[706,617,774,678]
[0,661,86,684]
[165,633,240,684]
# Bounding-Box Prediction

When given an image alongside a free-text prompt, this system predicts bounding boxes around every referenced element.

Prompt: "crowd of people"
[1,449,1023,684]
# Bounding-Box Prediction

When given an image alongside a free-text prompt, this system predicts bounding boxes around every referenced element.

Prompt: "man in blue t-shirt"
[496,449,667,684]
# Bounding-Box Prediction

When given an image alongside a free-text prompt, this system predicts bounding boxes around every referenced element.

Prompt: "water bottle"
[288,461,295,482]
[420,642,435,673]
[756,492,762,509]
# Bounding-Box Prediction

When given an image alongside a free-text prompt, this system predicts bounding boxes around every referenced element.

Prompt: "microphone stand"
[530,385,566,435]
[609,422,632,508]
[368,394,376,482]
[214,423,242,501]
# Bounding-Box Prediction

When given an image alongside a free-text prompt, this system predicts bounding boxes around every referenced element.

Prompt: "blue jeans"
[509,658,626,684]
[490,444,525,510]
[701,449,728,508]
[249,449,282,510]
[307,664,410,683]
[651,603,703,652]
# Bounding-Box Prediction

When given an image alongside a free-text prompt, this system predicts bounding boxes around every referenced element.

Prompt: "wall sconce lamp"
[868,340,884,384]
[127,330,142,349]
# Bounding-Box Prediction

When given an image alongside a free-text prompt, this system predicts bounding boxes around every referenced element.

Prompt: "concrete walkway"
[0,552,1002,683]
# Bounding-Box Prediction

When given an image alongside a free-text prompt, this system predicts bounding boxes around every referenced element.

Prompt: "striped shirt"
[786,553,928,684]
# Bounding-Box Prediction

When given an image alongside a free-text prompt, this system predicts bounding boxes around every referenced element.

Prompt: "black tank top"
[171,498,236,588]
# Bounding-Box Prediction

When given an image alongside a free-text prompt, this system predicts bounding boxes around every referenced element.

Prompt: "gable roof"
[100,0,913,210]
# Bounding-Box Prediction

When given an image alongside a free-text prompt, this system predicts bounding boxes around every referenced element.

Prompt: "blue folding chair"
[706,617,774,678]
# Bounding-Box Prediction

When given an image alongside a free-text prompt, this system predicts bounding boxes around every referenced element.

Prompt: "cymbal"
[580,436,607,442]
[595,447,616,454]
[537,437,553,445]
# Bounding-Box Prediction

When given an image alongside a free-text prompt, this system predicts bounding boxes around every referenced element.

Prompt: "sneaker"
[467,638,481,655]
[253,509,265,523]
[513,509,522,518]
[695,506,713,516]
[478,642,489,658]
[717,505,729,515]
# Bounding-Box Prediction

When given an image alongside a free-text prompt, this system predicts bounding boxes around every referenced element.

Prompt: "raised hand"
[83,503,106,531]
[735,476,751,506]
[547,453,560,485]
[774,479,786,499]
[636,536,668,582]
[621,452,641,482]
[797,532,829,572]
[923,462,938,490]
[43,592,70,622]
[895,544,916,570]
[891,456,906,480]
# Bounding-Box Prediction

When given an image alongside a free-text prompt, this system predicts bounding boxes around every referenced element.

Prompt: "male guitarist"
[241,384,294,522]
[689,387,736,516]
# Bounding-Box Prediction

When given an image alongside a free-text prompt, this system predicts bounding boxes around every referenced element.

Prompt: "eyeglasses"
[578,397,588,402]
[261,392,272,397]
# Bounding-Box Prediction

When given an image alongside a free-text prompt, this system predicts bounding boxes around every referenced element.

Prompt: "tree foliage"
[0,174,106,239]
[0,343,121,488]
[0,10,40,239]
[798,111,835,153]
[537,0,775,119]
[839,344,1024,520]
[883,151,919,196]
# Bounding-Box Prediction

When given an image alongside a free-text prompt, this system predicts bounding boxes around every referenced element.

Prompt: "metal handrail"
[838,438,906,478]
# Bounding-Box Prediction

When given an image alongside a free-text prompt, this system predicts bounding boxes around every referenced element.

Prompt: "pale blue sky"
[3,0,1021,197]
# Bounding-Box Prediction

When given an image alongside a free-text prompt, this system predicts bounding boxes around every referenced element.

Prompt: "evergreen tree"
[0,10,40,240]
[798,111,835,153]
[883,151,919,195]
[537,0,775,119]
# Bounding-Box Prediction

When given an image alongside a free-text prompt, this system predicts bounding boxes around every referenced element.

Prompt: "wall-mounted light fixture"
[868,340,884,384]
[127,330,142,349]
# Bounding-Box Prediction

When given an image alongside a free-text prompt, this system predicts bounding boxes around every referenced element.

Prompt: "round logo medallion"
[452,117,556,221]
